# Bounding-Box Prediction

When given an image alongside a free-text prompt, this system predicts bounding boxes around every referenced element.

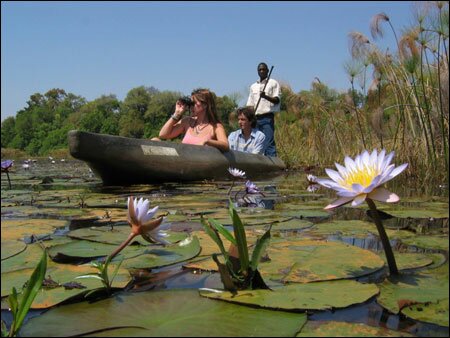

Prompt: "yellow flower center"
[340,165,378,189]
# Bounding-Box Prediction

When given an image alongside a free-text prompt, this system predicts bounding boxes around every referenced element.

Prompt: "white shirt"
[246,78,281,115]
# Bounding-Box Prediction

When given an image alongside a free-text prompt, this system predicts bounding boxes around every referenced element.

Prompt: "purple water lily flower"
[1,160,14,172]
[245,180,262,194]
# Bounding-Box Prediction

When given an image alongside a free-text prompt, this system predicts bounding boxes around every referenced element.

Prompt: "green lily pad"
[1,242,45,275]
[296,320,414,337]
[303,220,376,238]
[200,280,378,311]
[67,225,187,245]
[1,240,27,260]
[379,201,449,219]
[119,236,201,269]
[2,259,130,308]
[397,235,448,251]
[381,252,434,270]
[261,238,385,283]
[401,298,449,327]
[377,265,449,315]
[1,219,67,241]
[48,236,201,270]
[20,289,307,337]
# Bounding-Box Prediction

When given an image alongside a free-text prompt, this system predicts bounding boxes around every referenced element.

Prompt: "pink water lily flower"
[316,149,408,209]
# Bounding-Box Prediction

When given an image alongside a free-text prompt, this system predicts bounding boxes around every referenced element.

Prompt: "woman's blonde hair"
[191,88,221,124]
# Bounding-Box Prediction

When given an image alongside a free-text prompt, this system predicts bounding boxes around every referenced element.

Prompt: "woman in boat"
[157,88,229,152]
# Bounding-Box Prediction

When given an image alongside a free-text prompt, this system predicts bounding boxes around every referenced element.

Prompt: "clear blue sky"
[1,1,415,121]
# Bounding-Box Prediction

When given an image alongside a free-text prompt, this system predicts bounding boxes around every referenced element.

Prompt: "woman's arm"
[204,123,229,152]
[159,102,187,139]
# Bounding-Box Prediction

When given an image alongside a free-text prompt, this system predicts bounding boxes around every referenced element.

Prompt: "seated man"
[228,107,266,155]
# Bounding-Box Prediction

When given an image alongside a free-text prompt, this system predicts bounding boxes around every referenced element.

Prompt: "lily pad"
[67,225,187,245]
[401,298,449,327]
[381,252,434,271]
[1,219,67,241]
[1,240,27,260]
[302,220,377,238]
[1,243,45,274]
[261,238,385,283]
[20,289,307,337]
[379,201,449,219]
[2,259,130,308]
[200,280,379,311]
[377,265,449,315]
[296,320,414,337]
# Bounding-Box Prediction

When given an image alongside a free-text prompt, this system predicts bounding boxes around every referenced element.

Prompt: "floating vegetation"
[1,160,448,337]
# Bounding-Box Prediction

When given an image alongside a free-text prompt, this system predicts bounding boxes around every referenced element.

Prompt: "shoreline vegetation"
[1,2,448,190]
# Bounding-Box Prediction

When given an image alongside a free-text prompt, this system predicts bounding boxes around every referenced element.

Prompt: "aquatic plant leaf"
[394,234,449,251]
[250,225,271,272]
[380,252,434,270]
[207,218,237,246]
[401,298,449,327]
[379,201,449,219]
[20,289,306,337]
[200,280,378,311]
[116,236,201,269]
[1,240,27,260]
[377,265,449,314]
[186,237,385,283]
[1,219,67,241]
[229,201,249,272]
[68,225,186,245]
[8,248,47,336]
[296,320,414,337]
[261,238,385,283]
[281,209,331,218]
[2,259,130,308]
[302,220,377,238]
[1,243,46,275]
[47,236,200,270]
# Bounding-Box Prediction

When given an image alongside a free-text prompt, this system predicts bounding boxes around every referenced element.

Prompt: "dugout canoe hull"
[68,130,286,185]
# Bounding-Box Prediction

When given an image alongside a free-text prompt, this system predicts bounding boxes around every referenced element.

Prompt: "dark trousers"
[256,113,277,157]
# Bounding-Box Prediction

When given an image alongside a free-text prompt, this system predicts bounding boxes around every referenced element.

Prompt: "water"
[1,159,448,336]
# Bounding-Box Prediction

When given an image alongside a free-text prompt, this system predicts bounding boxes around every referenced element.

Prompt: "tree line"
[1,87,238,156]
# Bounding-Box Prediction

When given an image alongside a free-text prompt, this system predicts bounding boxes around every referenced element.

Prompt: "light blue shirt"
[228,128,266,155]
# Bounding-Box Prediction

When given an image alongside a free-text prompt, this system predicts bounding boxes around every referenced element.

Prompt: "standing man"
[246,62,281,157]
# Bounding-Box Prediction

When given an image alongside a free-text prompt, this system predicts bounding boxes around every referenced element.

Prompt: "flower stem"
[227,179,235,195]
[366,198,398,275]
[6,172,11,189]
[107,232,136,261]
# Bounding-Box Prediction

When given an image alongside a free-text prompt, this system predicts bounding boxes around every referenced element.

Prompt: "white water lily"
[228,167,246,178]
[127,197,159,227]
[108,197,165,260]
[316,149,408,209]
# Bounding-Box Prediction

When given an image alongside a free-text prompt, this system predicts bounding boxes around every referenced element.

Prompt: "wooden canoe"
[68,130,286,185]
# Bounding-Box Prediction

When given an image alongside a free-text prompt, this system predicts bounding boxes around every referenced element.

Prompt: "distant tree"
[143,91,181,138]
[78,95,120,134]
[118,86,159,138]
[1,117,16,148]
[216,95,238,131]
[119,110,145,138]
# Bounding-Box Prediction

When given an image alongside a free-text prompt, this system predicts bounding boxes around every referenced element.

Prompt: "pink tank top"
[182,127,214,145]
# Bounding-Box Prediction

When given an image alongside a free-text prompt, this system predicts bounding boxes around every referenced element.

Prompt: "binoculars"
[178,96,193,107]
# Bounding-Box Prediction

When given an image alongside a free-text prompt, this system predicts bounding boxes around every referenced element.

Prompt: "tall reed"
[276,1,449,189]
